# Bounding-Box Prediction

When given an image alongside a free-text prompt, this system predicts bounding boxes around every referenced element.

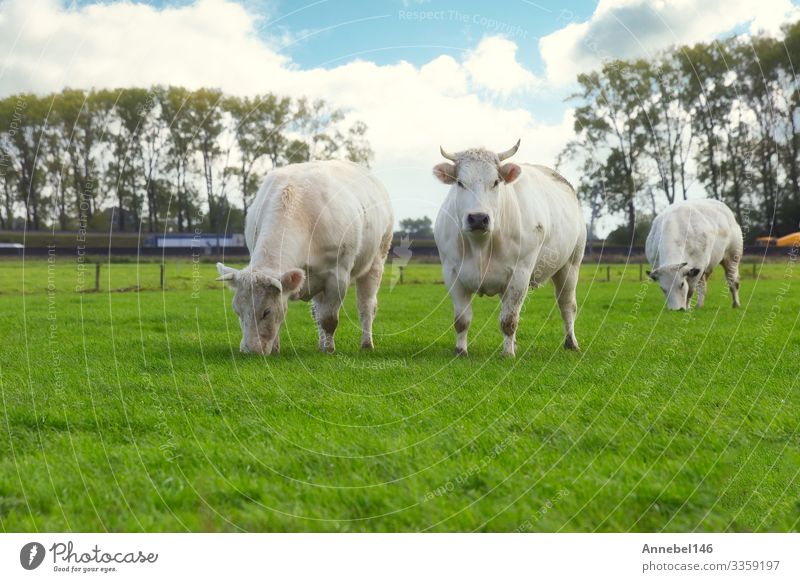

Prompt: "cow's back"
[647,199,741,269]
[246,160,392,277]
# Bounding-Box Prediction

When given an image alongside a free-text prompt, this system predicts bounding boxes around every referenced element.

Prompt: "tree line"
[561,21,800,243]
[0,87,372,234]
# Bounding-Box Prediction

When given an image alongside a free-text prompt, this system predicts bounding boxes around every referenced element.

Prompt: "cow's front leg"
[447,279,473,356]
[695,272,709,308]
[313,275,349,353]
[499,281,527,358]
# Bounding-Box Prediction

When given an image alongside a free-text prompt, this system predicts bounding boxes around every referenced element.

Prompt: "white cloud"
[0,0,564,222]
[0,0,287,95]
[539,0,800,85]
[464,36,538,96]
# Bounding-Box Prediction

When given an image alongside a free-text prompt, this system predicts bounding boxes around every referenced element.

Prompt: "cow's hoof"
[454,347,468,357]
[361,341,374,350]
[501,349,516,358]
[732,302,740,309]
[564,337,580,351]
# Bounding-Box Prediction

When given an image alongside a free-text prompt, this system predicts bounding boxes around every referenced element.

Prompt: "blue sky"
[2,0,799,227]
[274,0,591,67]
[267,0,595,122]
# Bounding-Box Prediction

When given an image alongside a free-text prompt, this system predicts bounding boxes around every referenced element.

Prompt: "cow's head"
[433,140,522,236]
[216,262,304,354]
[647,262,701,310]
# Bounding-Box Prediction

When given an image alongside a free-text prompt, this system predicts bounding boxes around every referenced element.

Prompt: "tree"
[0,94,49,230]
[0,85,374,233]
[106,88,151,231]
[396,216,433,239]
[343,120,374,166]
[186,88,230,235]
[57,89,114,228]
[646,54,694,204]
[225,93,292,219]
[773,22,800,232]
[561,23,800,240]
[159,86,198,232]
[292,98,374,166]
[137,87,169,233]
[568,60,652,242]
[678,40,754,224]
[0,96,25,230]
[43,116,71,230]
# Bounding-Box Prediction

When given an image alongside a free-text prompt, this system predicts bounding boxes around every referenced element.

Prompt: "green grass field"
[0,257,798,532]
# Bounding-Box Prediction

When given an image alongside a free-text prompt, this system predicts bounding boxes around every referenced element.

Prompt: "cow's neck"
[463,231,500,275]
[658,222,689,267]
[249,218,305,276]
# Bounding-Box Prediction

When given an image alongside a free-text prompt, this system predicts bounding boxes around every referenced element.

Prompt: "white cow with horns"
[217,160,393,355]
[645,199,743,310]
[433,140,587,357]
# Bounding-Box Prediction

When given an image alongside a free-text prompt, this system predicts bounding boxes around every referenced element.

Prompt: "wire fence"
[0,260,787,296]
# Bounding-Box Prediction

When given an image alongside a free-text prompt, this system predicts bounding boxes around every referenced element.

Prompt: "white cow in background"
[646,199,743,310]
[217,160,394,355]
[433,140,587,357]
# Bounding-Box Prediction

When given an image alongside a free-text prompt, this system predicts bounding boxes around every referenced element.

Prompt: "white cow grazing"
[646,199,743,310]
[433,140,586,357]
[217,160,393,355]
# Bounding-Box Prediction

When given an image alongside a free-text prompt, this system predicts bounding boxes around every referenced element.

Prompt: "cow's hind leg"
[313,274,349,353]
[722,256,741,308]
[552,262,580,350]
[355,256,385,350]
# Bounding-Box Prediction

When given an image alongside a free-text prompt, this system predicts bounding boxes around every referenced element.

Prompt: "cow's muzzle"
[240,336,275,355]
[466,212,490,232]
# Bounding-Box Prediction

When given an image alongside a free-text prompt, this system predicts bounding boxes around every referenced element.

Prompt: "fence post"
[639,263,643,282]
[160,264,165,290]
[399,265,404,285]
[606,266,611,282]
[752,263,756,279]
[95,263,100,292]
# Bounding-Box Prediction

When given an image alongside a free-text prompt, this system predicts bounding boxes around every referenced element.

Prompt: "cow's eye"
[262,309,271,319]
[493,179,500,188]
[456,180,465,189]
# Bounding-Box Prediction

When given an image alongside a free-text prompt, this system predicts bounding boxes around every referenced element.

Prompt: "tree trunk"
[627,198,636,244]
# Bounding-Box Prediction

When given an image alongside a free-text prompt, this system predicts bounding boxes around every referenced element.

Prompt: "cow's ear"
[647,268,659,281]
[216,262,239,285]
[499,163,521,184]
[280,268,304,293]
[433,163,457,184]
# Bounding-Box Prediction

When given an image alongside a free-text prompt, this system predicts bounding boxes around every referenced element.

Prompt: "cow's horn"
[440,146,457,162]
[497,139,521,161]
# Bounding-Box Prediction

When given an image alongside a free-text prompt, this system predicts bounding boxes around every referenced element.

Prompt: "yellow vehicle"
[755,232,800,247]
